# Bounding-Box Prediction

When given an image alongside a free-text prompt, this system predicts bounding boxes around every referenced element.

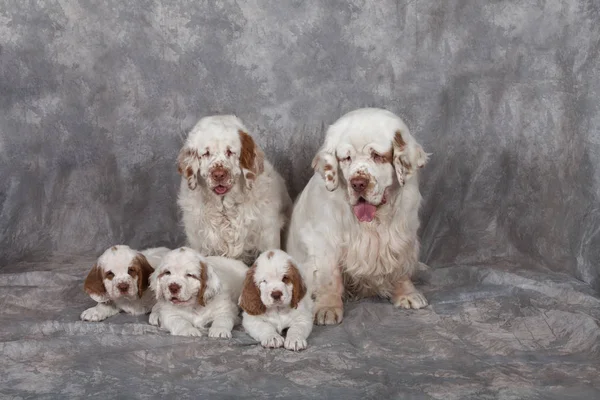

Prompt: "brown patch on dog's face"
[128,254,154,298]
[238,265,266,315]
[197,261,209,306]
[394,130,406,150]
[266,251,275,260]
[286,261,307,309]
[84,263,106,297]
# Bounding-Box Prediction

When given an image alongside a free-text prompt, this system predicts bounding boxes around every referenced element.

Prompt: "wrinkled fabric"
[1,0,599,398]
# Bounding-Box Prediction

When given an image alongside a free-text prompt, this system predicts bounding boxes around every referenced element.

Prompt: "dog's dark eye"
[202,150,210,157]
[340,156,351,163]
[186,273,196,278]
[105,271,114,280]
[127,267,135,275]
[225,149,234,157]
[163,271,171,276]
[282,276,291,284]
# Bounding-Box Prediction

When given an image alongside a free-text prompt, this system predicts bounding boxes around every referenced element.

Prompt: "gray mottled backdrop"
[1,1,600,399]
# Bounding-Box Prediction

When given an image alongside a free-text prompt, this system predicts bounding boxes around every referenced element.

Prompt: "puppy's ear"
[239,130,265,190]
[287,261,307,309]
[84,263,110,303]
[197,261,221,306]
[131,254,154,298]
[392,129,430,186]
[312,149,339,191]
[177,146,199,190]
[238,265,266,315]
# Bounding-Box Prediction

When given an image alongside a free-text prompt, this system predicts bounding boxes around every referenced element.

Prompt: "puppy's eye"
[202,150,210,157]
[105,271,114,280]
[225,149,234,157]
[339,156,351,163]
[163,271,171,276]
[186,273,197,278]
[127,267,135,275]
[282,276,291,284]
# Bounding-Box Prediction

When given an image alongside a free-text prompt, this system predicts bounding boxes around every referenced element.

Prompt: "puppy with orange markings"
[239,249,313,351]
[149,247,247,338]
[81,245,169,322]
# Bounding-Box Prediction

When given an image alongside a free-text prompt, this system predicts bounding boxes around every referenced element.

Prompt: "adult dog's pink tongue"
[353,202,377,222]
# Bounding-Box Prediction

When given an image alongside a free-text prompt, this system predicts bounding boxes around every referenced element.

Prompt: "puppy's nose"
[117,282,129,292]
[350,177,369,193]
[271,290,283,300]
[168,283,180,294]
[211,168,229,182]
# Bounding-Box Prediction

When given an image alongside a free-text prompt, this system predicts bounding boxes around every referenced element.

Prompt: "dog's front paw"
[80,307,108,322]
[208,326,232,339]
[171,326,203,337]
[261,335,284,348]
[284,336,307,351]
[314,305,343,325]
[393,290,428,309]
[148,312,160,326]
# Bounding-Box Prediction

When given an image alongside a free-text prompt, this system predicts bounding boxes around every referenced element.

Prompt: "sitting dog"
[286,108,431,325]
[80,245,169,321]
[239,249,313,351]
[149,247,247,338]
[177,115,292,264]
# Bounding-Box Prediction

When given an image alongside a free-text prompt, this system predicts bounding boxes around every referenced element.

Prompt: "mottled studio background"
[1,1,599,399]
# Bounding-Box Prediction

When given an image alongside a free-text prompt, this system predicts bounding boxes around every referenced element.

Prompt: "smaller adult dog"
[177,115,292,264]
[81,245,169,321]
[149,247,247,338]
[239,249,313,351]
[287,108,430,325]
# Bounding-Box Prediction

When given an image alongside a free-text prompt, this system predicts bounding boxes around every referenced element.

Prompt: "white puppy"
[287,108,430,325]
[80,245,170,322]
[149,247,247,338]
[177,115,292,264]
[239,249,313,351]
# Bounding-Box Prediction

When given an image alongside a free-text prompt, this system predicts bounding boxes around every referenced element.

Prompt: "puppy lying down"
[81,245,170,322]
[239,249,313,351]
[149,247,247,338]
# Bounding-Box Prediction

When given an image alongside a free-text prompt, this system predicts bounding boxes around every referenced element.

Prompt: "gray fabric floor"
[1,1,600,399]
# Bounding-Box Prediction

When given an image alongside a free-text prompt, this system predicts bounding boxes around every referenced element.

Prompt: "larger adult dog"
[177,115,292,264]
[286,108,430,325]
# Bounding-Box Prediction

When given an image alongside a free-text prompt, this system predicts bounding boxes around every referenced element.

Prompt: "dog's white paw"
[208,327,232,339]
[261,335,284,348]
[80,307,108,322]
[393,291,428,309]
[314,305,343,325]
[171,325,203,337]
[284,336,307,352]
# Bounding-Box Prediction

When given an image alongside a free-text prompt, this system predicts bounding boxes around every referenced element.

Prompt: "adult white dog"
[286,108,430,325]
[177,115,292,264]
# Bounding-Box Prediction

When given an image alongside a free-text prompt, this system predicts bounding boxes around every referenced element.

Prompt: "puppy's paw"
[80,307,108,322]
[171,326,203,337]
[148,312,160,326]
[208,327,232,339]
[393,290,428,309]
[261,335,284,349]
[314,306,343,325]
[284,336,307,352]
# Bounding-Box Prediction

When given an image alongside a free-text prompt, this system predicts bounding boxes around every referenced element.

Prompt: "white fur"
[240,250,313,351]
[80,245,169,322]
[178,115,292,264]
[286,108,430,325]
[149,247,247,338]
